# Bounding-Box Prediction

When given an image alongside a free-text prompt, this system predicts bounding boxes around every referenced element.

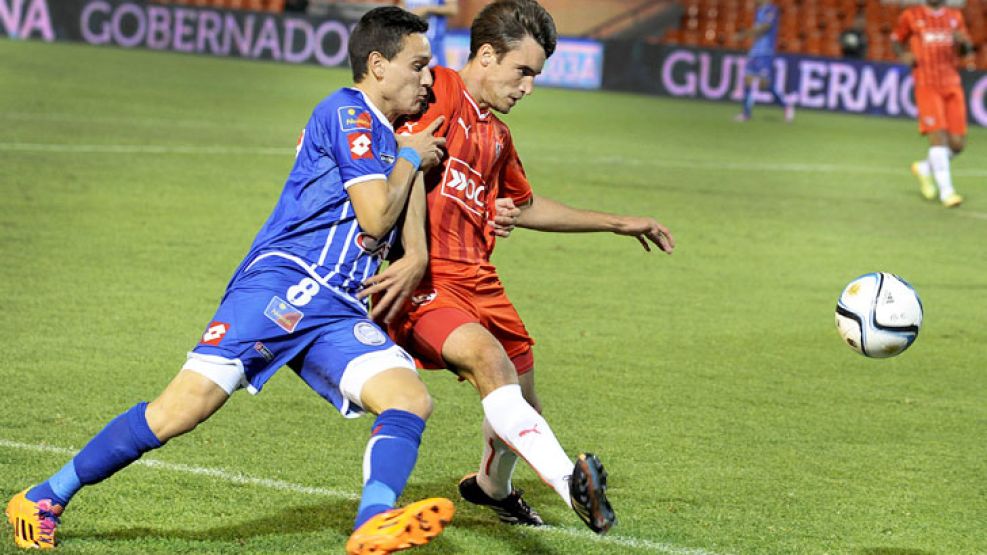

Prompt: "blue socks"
[27,402,162,507]
[353,409,426,529]
[743,86,756,117]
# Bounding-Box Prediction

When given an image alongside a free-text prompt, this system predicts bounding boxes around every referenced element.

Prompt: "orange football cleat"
[6,488,63,550]
[345,497,454,555]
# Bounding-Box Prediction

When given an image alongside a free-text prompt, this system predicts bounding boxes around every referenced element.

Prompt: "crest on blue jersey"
[264,296,304,333]
[338,106,373,132]
[353,321,387,346]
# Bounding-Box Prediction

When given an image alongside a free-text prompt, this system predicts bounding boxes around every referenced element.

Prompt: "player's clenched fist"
[398,116,446,170]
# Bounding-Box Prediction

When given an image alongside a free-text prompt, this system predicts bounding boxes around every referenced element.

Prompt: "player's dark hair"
[469,0,557,61]
[348,7,428,82]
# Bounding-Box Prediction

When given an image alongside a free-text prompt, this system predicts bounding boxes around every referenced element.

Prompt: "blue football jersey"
[749,3,779,58]
[232,88,400,309]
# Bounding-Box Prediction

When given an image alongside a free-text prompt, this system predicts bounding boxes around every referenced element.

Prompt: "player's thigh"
[915,86,947,135]
[441,322,519,395]
[745,57,771,83]
[295,318,420,417]
[475,275,535,374]
[409,305,479,368]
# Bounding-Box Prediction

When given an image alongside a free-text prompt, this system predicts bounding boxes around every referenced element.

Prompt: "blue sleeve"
[320,103,390,189]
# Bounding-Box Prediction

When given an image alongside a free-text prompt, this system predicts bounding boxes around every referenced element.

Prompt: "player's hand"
[397,116,446,171]
[614,216,675,254]
[899,52,916,67]
[358,254,428,324]
[488,197,521,237]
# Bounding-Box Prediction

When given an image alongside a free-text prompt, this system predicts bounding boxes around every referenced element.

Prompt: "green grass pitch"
[1,38,985,554]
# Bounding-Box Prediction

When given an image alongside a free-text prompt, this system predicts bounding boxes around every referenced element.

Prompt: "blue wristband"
[397,147,421,171]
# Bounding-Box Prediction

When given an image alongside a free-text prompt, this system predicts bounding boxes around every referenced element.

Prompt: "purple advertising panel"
[1,0,605,88]
[1,0,357,67]
[602,41,987,126]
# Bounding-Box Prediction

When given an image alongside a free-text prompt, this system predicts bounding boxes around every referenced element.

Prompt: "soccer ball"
[835,272,923,358]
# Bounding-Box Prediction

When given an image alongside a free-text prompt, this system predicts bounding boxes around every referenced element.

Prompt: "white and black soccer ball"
[835,272,923,358]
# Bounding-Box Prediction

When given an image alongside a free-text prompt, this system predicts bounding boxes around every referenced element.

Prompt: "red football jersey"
[400,66,533,265]
[892,5,969,89]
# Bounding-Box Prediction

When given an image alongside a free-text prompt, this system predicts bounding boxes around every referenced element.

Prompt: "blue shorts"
[186,258,416,417]
[745,55,774,80]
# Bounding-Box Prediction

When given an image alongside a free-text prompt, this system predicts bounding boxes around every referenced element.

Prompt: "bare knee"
[442,324,517,395]
[949,135,965,154]
[360,368,434,420]
[146,370,229,441]
[388,391,434,419]
[146,396,206,441]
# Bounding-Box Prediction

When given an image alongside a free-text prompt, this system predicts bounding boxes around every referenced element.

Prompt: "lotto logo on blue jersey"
[348,132,373,159]
[200,321,230,346]
[339,106,373,132]
[264,296,304,333]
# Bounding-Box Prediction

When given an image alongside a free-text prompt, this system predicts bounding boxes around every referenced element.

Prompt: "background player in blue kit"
[735,0,795,122]
[6,7,450,555]
[402,0,458,67]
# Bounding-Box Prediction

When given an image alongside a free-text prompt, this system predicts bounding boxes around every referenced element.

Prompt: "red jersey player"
[891,0,974,208]
[360,0,675,535]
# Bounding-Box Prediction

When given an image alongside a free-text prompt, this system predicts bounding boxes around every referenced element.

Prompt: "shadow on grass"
[80,479,563,553]
[860,549,936,555]
[83,499,355,542]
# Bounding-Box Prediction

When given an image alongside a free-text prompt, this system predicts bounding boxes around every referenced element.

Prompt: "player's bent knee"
[147,363,234,440]
[340,345,423,416]
[359,367,433,419]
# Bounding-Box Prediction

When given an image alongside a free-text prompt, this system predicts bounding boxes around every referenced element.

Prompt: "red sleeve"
[499,135,533,206]
[891,9,911,43]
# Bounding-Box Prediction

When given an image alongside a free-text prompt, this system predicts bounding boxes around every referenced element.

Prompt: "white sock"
[915,160,931,177]
[928,146,956,198]
[481,384,572,505]
[476,418,519,500]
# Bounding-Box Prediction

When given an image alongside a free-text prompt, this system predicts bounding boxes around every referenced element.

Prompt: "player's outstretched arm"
[359,173,429,324]
[347,117,445,238]
[515,194,675,254]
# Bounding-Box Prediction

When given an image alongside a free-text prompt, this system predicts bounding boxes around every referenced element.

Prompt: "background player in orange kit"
[891,0,975,208]
[359,0,675,535]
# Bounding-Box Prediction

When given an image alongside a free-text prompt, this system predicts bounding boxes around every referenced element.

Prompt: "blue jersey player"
[6,8,451,555]
[735,0,795,122]
[402,0,458,67]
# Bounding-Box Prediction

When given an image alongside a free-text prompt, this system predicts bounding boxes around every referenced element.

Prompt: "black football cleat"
[458,473,544,526]
[569,452,616,534]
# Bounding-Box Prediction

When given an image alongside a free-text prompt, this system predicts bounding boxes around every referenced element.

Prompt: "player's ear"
[478,43,496,67]
[368,51,386,80]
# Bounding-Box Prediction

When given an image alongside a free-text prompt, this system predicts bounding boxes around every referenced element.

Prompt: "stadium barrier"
[0,0,604,89]
[602,41,987,126]
[5,0,983,123]
[2,0,358,66]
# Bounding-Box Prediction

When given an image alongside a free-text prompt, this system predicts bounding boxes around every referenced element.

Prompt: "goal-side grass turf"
[1,38,985,554]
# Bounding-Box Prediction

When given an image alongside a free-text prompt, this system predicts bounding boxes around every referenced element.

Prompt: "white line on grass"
[0,438,726,555]
[0,142,287,156]
[533,152,987,178]
[0,438,356,500]
[959,211,987,221]
[3,142,986,180]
